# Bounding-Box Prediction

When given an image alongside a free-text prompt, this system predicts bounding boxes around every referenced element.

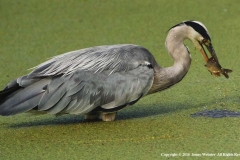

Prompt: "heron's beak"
[199,40,219,63]
[205,43,219,63]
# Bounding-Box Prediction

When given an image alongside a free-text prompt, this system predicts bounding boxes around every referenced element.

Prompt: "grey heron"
[0,21,223,121]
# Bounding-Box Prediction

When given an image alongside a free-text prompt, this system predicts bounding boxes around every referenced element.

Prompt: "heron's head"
[168,20,218,63]
[183,20,219,63]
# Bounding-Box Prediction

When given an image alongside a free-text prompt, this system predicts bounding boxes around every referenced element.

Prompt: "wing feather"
[46,94,71,114]
[57,65,153,115]
[38,83,66,111]
[0,44,157,116]
[28,44,156,77]
[0,78,51,115]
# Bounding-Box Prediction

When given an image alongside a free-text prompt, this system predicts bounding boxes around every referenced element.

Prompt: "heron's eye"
[202,39,207,43]
[202,39,210,45]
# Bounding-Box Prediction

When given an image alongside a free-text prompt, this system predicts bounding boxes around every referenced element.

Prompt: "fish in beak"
[199,39,232,78]
[205,57,232,78]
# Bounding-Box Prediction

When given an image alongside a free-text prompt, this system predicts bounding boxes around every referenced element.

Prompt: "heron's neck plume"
[149,25,191,94]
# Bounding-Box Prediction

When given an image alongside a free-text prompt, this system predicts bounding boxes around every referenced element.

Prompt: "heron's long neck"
[149,26,191,94]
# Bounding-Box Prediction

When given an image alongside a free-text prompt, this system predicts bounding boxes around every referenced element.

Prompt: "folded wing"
[0,44,156,116]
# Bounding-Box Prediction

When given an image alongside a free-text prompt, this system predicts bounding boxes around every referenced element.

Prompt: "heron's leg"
[84,114,100,121]
[101,112,117,122]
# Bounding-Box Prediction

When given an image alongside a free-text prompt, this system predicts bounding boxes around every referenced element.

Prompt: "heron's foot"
[84,114,100,121]
[101,112,117,122]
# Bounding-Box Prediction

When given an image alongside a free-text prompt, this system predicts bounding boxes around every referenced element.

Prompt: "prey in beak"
[198,39,232,78]
[204,57,232,78]
[198,39,218,62]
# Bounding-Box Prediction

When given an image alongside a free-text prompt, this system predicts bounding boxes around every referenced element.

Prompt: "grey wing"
[0,65,154,116]
[0,44,155,115]
[28,44,157,77]
[40,65,154,115]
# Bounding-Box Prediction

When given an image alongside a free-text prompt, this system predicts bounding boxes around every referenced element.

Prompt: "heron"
[0,20,220,121]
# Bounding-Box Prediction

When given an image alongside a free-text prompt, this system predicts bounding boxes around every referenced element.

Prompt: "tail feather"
[0,85,22,102]
[0,93,43,116]
[0,79,20,101]
[0,78,51,116]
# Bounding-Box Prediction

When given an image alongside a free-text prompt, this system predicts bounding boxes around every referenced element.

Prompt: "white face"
[186,25,205,50]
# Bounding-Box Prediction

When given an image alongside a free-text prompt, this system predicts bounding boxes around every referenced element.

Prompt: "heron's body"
[0,21,220,121]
